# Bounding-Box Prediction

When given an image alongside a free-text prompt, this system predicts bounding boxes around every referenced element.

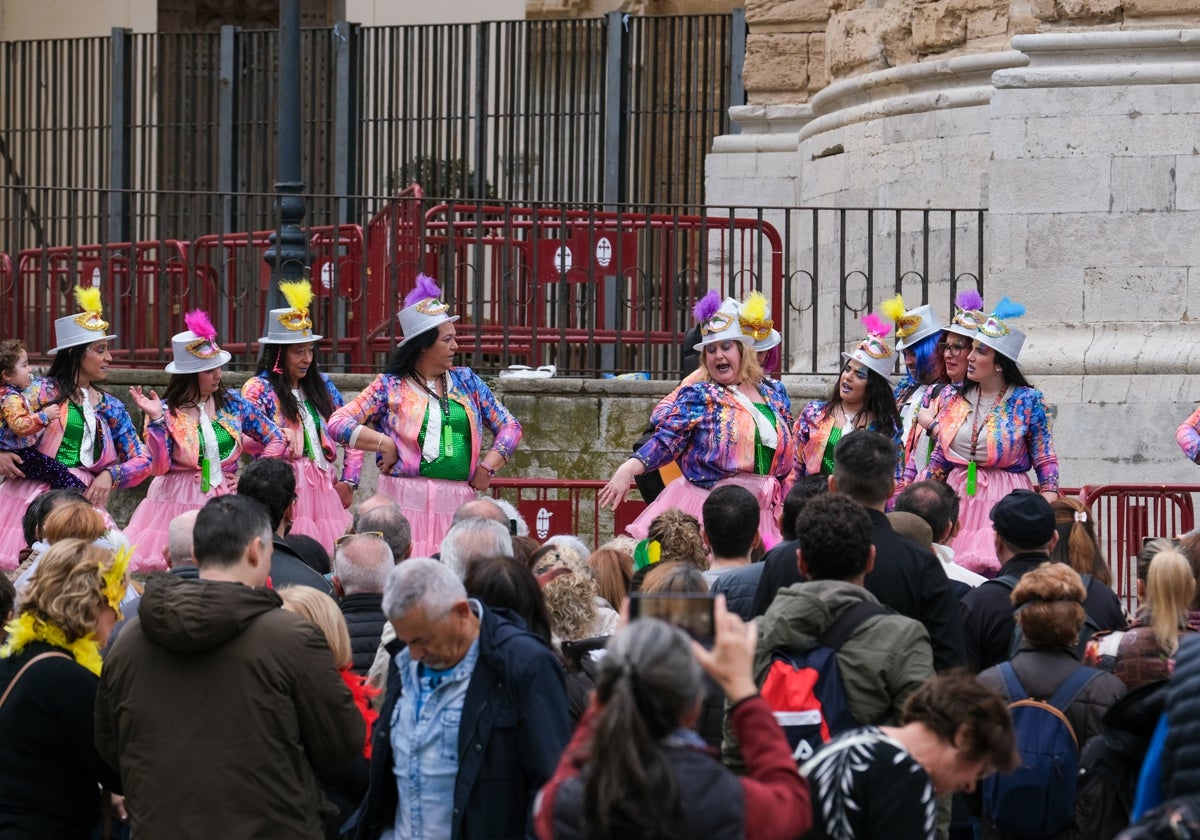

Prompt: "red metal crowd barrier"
[1078,484,1198,615]
[488,478,647,548]
[0,252,15,340]
[16,241,191,364]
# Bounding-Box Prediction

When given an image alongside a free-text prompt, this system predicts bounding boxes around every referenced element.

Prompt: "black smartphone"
[629,592,716,646]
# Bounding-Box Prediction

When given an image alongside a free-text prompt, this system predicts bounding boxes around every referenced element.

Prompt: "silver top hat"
[397,275,460,347]
[165,310,231,374]
[49,287,117,355]
[257,280,323,344]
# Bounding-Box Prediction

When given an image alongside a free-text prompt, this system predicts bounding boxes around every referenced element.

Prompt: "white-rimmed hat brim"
[165,350,232,374]
[47,333,118,355]
[398,314,460,347]
[752,329,782,353]
[255,333,323,346]
[841,350,894,383]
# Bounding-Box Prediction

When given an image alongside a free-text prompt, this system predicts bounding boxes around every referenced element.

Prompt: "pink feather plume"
[184,309,217,342]
[405,274,443,308]
[692,290,721,323]
[862,312,891,337]
[956,289,984,310]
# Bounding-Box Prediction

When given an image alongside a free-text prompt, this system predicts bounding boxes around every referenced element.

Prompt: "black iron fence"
[1,13,743,251]
[0,184,985,379]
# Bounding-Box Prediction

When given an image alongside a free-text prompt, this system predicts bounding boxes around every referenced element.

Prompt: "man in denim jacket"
[352,557,570,840]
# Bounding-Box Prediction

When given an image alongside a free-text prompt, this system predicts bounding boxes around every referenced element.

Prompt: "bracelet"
[339,479,358,490]
[480,463,497,478]
[376,435,383,453]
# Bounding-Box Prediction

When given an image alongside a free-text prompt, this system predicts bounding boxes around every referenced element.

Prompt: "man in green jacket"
[724,492,935,769]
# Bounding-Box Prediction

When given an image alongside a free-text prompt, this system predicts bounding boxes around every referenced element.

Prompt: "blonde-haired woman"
[278,586,375,840]
[0,538,127,837]
[1086,541,1199,691]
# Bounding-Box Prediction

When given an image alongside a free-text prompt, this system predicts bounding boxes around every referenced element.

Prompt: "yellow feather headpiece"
[276,280,315,332]
[73,285,109,333]
[881,293,921,339]
[738,291,773,341]
[101,544,132,617]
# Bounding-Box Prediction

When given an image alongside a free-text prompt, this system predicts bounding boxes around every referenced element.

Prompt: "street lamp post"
[263,0,309,319]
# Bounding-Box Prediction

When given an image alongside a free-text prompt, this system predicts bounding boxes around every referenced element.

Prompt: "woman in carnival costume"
[916,296,1060,577]
[327,275,521,557]
[792,314,901,480]
[242,280,364,550]
[883,295,951,484]
[599,290,796,549]
[0,538,130,837]
[0,287,151,569]
[124,310,286,572]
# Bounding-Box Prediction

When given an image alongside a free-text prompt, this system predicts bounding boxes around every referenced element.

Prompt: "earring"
[994,366,1002,373]
[272,350,284,375]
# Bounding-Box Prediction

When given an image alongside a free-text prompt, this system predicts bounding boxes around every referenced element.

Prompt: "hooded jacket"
[724,579,935,770]
[95,574,365,840]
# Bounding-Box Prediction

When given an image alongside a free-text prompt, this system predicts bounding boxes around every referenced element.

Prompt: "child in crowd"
[0,339,84,490]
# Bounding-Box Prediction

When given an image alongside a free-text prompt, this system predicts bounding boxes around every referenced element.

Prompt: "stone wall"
[742,0,1200,105]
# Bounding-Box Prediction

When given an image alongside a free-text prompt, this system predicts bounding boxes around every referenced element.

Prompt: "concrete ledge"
[997,29,1200,89]
[796,51,1027,142]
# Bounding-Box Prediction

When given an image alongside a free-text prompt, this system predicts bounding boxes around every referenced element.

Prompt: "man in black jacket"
[831,431,966,671]
[237,458,334,595]
[352,558,570,840]
[960,489,1127,672]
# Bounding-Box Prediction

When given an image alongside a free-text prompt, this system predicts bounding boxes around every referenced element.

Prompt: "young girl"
[0,339,84,490]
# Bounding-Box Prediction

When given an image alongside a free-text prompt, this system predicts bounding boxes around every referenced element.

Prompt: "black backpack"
[1072,680,1168,840]
[991,573,1102,658]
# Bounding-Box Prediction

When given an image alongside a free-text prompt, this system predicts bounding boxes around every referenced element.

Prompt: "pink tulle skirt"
[625,472,783,551]
[947,466,1034,578]
[288,459,351,553]
[0,470,114,571]
[124,471,231,572]
[375,475,476,558]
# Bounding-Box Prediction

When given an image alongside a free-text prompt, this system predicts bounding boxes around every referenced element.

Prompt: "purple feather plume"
[692,290,721,323]
[405,274,443,308]
[184,309,217,342]
[956,289,984,311]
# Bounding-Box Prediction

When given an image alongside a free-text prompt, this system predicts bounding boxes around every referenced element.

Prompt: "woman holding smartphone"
[534,598,811,840]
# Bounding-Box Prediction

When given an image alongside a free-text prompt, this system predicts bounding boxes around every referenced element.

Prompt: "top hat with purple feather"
[397,274,460,347]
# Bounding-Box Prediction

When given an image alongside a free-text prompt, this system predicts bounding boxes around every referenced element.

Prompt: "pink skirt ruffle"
[375,475,476,558]
[288,459,351,554]
[947,466,1034,578]
[0,470,112,571]
[124,471,231,572]
[624,472,783,551]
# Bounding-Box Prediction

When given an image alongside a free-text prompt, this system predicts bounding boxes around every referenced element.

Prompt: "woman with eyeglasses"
[124,309,286,572]
[915,295,1060,577]
[242,280,365,551]
[792,314,901,479]
[599,292,796,549]
[0,288,151,568]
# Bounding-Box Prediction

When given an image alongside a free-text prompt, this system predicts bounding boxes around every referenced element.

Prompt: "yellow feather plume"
[101,543,132,616]
[279,280,314,313]
[74,285,103,316]
[880,294,907,325]
[741,291,768,323]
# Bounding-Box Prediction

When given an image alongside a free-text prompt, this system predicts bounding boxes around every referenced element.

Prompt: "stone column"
[987,30,1200,483]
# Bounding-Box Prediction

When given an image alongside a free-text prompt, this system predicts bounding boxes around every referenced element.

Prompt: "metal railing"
[1,184,986,378]
[1,13,744,250]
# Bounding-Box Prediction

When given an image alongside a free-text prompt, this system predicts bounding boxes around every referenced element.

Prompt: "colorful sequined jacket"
[326,367,521,478]
[0,384,48,449]
[649,368,705,426]
[1176,406,1200,463]
[241,373,364,487]
[914,385,1059,491]
[634,378,795,489]
[792,399,900,480]
[144,389,286,477]
[27,377,151,488]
